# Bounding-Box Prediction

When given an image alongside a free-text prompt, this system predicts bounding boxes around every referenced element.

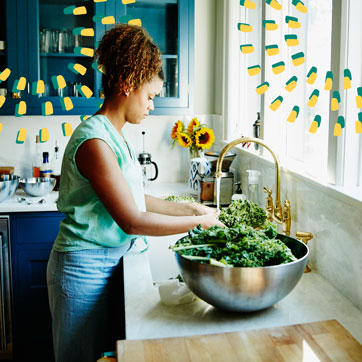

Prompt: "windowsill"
[222,141,362,210]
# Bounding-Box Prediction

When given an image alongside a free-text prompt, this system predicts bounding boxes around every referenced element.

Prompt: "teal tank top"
[53,114,146,251]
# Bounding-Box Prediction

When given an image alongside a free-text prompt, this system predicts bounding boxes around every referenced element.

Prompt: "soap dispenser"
[246,170,261,205]
[231,182,247,201]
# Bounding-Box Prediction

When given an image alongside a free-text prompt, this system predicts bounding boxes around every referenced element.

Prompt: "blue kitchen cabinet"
[9,211,64,362]
[0,0,194,116]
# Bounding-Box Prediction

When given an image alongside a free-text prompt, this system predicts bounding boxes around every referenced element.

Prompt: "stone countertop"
[123,250,362,345]
[0,189,59,213]
[0,182,189,213]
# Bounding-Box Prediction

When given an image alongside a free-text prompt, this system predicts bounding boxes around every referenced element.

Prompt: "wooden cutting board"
[117,320,362,362]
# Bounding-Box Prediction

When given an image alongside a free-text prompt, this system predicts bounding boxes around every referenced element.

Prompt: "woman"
[47,24,223,362]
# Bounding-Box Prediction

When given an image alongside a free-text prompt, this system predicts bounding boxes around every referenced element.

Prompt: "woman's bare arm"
[75,139,224,236]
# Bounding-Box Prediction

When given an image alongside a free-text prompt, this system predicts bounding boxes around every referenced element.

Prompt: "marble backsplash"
[232,147,362,312]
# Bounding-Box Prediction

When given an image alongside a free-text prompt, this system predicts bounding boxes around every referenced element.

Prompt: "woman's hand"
[198,210,226,229]
[188,202,218,216]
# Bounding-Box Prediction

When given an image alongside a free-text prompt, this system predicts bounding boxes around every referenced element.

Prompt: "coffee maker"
[138,131,158,187]
[199,151,236,206]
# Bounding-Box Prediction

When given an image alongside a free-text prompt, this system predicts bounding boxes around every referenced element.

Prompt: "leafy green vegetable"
[219,199,268,228]
[171,224,297,267]
[164,195,195,203]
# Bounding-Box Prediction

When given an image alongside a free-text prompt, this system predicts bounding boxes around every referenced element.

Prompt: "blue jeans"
[47,244,132,362]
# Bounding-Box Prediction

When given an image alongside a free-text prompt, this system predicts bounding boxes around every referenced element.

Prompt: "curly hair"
[95,24,163,98]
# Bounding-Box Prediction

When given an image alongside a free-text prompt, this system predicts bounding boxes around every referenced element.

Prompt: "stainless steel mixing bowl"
[20,177,56,197]
[0,175,20,202]
[175,234,309,312]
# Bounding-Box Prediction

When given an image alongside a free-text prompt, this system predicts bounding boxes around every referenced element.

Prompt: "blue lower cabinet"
[10,212,64,362]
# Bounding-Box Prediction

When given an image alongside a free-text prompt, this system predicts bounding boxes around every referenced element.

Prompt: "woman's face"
[125,75,163,124]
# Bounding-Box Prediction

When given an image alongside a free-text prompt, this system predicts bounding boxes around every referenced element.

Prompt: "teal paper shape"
[12,79,20,93]
[314,115,322,127]
[292,105,300,116]
[344,68,352,80]
[72,27,84,35]
[15,131,25,143]
[31,82,38,95]
[91,62,103,74]
[337,116,345,128]
[119,15,133,23]
[285,16,298,24]
[325,71,333,81]
[263,20,276,27]
[272,61,285,69]
[286,76,298,86]
[359,112,362,123]
[332,91,341,103]
[14,103,23,117]
[291,52,304,60]
[63,6,76,15]
[358,87,362,97]
[309,89,320,99]
[307,66,317,77]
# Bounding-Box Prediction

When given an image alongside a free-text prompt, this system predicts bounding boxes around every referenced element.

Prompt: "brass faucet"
[215,137,292,235]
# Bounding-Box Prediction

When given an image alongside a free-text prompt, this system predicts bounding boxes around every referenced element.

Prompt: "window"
[224,0,362,201]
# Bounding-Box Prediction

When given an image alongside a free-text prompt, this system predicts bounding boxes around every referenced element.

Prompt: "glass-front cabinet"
[0,0,194,116]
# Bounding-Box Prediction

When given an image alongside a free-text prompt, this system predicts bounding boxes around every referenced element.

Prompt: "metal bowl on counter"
[0,175,20,203]
[174,234,309,312]
[20,177,56,197]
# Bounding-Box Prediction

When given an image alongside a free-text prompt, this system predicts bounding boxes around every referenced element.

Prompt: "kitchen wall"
[232,147,362,312]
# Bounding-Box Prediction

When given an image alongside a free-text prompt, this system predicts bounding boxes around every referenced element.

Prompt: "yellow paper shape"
[0,68,11,82]
[269,100,282,111]
[334,123,342,136]
[292,57,304,66]
[102,16,115,24]
[37,80,45,94]
[309,121,319,133]
[122,0,136,4]
[288,20,300,29]
[265,23,278,31]
[307,95,318,107]
[356,96,362,108]
[80,48,94,57]
[128,19,142,26]
[18,101,27,115]
[80,28,95,36]
[270,0,282,10]
[324,78,333,90]
[17,128,27,142]
[272,64,285,75]
[241,45,254,54]
[285,81,297,92]
[17,77,27,91]
[238,24,253,32]
[62,122,73,137]
[331,98,339,111]
[63,97,73,111]
[343,77,351,90]
[266,47,279,56]
[355,121,362,134]
[56,75,66,89]
[307,73,317,85]
[248,66,261,76]
[80,85,93,98]
[0,123,2,133]
[73,63,87,76]
[94,0,107,2]
[256,84,269,95]
[44,101,53,115]
[73,6,87,15]
[243,0,256,9]
[40,128,49,142]
[286,38,299,46]
[0,96,5,108]
[296,2,308,13]
[287,110,298,123]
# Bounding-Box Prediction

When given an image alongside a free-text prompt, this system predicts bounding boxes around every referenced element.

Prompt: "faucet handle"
[263,186,274,221]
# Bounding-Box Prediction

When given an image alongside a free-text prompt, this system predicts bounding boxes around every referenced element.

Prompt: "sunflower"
[194,127,215,149]
[171,120,184,139]
[187,117,200,134]
[177,132,193,148]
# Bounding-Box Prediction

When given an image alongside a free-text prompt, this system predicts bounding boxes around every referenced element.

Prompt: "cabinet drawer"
[11,212,64,244]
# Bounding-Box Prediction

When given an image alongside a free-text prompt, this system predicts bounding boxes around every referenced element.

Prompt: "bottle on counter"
[51,141,61,190]
[32,135,43,177]
[246,170,261,205]
[39,152,52,178]
[231,182,247,201]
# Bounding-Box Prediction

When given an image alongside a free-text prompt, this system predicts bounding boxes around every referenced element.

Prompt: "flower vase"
[188,150,211,196]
